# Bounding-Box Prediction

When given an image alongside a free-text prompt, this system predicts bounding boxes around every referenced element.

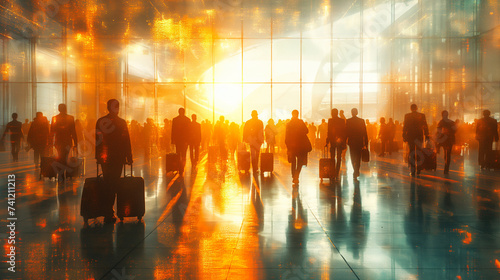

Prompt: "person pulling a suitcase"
[285,110,311,185]
[96,99,133,224]
[171,107,192,176]
[403,104,429,177]
[436,110,457,174]
[243,110,264,174]
[326,108,346,181]
[50,104,78,180]
[1,113,23,162]
[27,112,50,168]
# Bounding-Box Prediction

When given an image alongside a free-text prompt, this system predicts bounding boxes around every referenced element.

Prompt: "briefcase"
[40,156,58,179]
[361,148,370,162]
[165,153,181,173]
[319,147,332,179]
[421,148,437,171]
[260,152,274,173]
[116,164,145,222]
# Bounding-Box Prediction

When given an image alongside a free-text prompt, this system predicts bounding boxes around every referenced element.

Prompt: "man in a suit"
[403,104,429,176]
[243,110,264,173]
[50,104,78,179]
[189,114,202,166]
[171,107,192,175]
[95,99,133,223]
[476,109,499,169]
[345,108,368,180]
[326,108,346,180]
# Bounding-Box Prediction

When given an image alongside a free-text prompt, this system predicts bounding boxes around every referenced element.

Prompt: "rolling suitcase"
[260,152,274,173]
[421,147,437,171]
[319,147,332,180]
[237,149,251,172]
[165,153,181,173]
[66,147,84,178]
[80,164,107,224]
[116,164,145,222]
[40,156,58,179]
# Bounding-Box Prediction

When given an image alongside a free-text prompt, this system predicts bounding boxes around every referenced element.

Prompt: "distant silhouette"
[50,104,78,176]
[346,108,368,180]
[265,119,278,153]
[326,108,346,180]
[318,119,328,149]
[1,113,23,162]
[476,109,499,169]
[171,107,192,175]
[387,118,396,153]
[189,114,201,166]
[243,110,264,173]
[403,104,429,176]
[436,110,457,174]
[378,117,390,157]
[27,112,50,167]
[285,110,311,185]
[95,99,133,224]
[213,116,228,160]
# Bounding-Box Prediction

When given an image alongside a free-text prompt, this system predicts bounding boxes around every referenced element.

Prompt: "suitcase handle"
[123,163,134,177]
[323,145,330,158]
[96,162,103,178]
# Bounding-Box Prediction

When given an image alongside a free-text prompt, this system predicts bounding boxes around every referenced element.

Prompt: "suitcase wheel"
[137,216,142,221]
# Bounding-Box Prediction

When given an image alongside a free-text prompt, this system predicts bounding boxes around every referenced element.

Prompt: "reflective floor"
[0,148,499,280]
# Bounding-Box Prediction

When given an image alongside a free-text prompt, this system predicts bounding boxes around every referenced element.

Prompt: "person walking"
[27,112,50,167]
[1,113,23,162]
[476,109,499,169]
[189,114,202,166]
[326,108,346,180]
[171,107,192,175]
[346,108,368,180]
[378,117,391,157]
[403,104,429,177]
[285,110,312,185]
[243,110,264,173]
[50,104,78,178]
[436,110,457,174]
[95,99,133,224]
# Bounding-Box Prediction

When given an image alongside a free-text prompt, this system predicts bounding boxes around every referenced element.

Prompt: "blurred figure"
[285,110,311,185]
[171,107,192,175]
[1,113,23,162]
[143,118,155,160]
[228,122,240,157]
[436,110,456,174]
[346,108,368,180]
[326,108,346,180]
[213,116,228,160]
[387,118,396,153]
[476,109,499,169]
[243,110,264,173]
[339,110,346,120]
[50,104,78,176]
[378,117,390,157]
[95,99,133,223]
[403,104,429,177]
[189,114,201,166]
[265,119,278,153]
[318,119,328,149]
[307,122,317,150]
[22,118,30,148]
[27,112,50,167]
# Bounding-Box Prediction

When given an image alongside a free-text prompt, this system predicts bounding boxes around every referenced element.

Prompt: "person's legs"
[408,142,417,175]
[330,145,337,179]
[444,145,452,173]
[11,141,20,161]
[484,140,493,168]
[380,139,386,156]
[291,154,297,183]
[335,146,343,177]
[177,143,188,174]
[194,144,200,164]
[101,162,123,221]
[478,140,485,167]
[34,148,41,167]
[351,147,361,178]
[189,144,194,164]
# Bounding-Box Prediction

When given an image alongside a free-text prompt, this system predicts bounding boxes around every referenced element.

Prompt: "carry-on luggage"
[361,147,370,162]
[40,156,58,179]
[237,149,251,173]
[80,164,107,223]
[260,152,274,173]
[66,147,84,178]
[165,153,181,173]
[116,164,145,222]
[421,147,437,171]
[319,147,332,180]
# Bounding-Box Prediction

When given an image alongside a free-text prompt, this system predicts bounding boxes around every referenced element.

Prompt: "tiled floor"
[0,148,499,279]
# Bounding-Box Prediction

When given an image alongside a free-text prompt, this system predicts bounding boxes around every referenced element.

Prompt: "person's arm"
[363,121,369,147]
[422,114,430,139]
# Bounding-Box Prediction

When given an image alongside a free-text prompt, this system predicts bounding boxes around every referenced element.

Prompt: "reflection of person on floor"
[476,109,499,169]
[1,113,23,162]
[27,112,50,167]
[346,108,368,180]
[243,110,264,173]
[436,110,457,174]
[285,187,309,278]
[326,108,346,180]
[171,107,192,175]
[50,104,78,178]
[285,110,311,185]
[96,99,133,224]
[403,104,429,177]
[349,181,369,260]
[189,114,201,166]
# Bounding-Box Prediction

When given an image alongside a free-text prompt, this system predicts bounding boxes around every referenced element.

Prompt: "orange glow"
[36,219,47,228]
[455,229,472,245]
[495,259,500,272]
[1,63,11,81]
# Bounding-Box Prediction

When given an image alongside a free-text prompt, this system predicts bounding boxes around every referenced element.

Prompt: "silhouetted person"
[378,117,390,157]
[189,114,201,166]
[346,108,368,180]
[326,108,346,180]
[387,118,396,153]
[436,110,456,174]
[285,110,311,185]
[171,107,191,175]
[318,119,328,149]
[143,118,155,160]
[403,104,429,176]
[50,104,78,178]
[1,113,23,162]
[476,109,499,169]
[214,116,228,159]
[339,110,346,120]
[243,110,264,173]
[27,112,50,167]
[265,119,278,153]
[95,99,132,223]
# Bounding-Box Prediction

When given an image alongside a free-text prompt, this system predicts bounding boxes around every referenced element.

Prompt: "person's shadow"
[348,180,370,260]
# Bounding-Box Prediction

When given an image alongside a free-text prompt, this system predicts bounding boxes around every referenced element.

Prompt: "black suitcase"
[80,164,107,223]
[116,164,145,222]
[66,148,84,178]
[165,153,181,173]
[421,148,437,171]
[40,156,58,179]
[319,147,332,180]
[237,150,250,172]
[260,152,274,173]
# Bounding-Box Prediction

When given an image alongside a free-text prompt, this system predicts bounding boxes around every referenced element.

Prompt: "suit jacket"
[28,116,50,149]
[243,118,264,149]
[326,116,346,146]
[190,121,202,145]
[95,113,132,164]
[345,116,368,148]
[403,111,429,143]
[285,118,310,154]
[51,114,78,148]
[171,114,192,145]
[476,116,499,142]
